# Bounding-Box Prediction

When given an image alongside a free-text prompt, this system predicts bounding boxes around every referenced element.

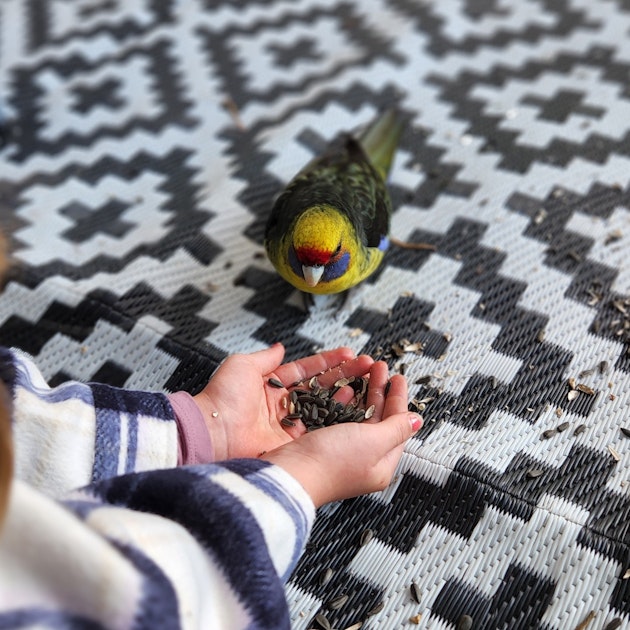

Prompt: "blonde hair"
[0,230,12,525]
[0,382,11,525]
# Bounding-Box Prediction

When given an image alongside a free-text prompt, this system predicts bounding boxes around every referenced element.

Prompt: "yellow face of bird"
[287,206,354,293]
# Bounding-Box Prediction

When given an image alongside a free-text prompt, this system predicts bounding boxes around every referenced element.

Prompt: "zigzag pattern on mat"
[0,0,629,628]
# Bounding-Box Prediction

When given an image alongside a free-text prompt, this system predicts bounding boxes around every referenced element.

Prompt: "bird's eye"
[333,243,342,256]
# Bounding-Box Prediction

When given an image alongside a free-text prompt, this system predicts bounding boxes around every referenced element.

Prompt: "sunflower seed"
[410,581,421,604]
[327,594,348,610]
[267,377,285,389]
[415,375,432,386]
[365,601,384,617]
[599,360,609,374]
[603,619,622,630]
[557,421,570,432]
[314,613,331,630]
[526,468,545,479]
[457,614,473,630]
[342,623,363,630]
[620,427,630,438]
[541,428,557,440]
[281,418,296,427]
[319,567,333,586]
[574,424,586,436]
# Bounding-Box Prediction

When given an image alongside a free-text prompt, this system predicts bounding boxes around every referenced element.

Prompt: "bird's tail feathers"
[358,107,404,180]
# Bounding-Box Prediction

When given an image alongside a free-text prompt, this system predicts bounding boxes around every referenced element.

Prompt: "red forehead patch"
[296,246,331,266]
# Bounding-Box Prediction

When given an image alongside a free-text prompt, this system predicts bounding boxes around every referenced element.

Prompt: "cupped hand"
[193,343,375,461]
[261,371,423,508]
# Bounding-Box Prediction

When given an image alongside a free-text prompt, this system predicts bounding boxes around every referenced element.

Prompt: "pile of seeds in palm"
[268,375,376,431]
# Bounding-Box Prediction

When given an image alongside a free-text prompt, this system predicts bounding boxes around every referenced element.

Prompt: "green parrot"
[264,108,404,295]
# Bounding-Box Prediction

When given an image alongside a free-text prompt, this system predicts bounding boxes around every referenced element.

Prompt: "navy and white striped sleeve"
[0,459,316,629]
[3,347,179,498]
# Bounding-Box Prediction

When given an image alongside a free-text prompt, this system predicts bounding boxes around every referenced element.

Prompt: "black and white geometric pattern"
[1,1,629,628]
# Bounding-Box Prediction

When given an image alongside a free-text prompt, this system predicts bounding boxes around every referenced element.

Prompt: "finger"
[248,343,286,378]
[364,361,390,423]
[316,354,374,389]
[382,374,409,419]
[275,347,357,386]
[370,411,423,455]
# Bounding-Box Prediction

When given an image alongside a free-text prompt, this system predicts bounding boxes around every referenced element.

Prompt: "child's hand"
[193,343,375,461]
[261,371,422,508]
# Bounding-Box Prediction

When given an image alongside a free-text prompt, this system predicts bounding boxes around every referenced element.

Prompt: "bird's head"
[290,206,352,288]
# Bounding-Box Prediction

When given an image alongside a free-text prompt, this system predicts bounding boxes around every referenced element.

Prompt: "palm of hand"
[202,355,288,460]
[193,344,374,462]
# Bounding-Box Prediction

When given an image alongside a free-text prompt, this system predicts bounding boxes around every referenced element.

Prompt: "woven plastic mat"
[0,1,628,628]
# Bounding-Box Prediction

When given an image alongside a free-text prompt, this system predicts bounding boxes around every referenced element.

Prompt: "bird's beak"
[302,265,324,287]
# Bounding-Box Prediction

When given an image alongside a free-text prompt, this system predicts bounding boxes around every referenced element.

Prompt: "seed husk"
[557,421,570,432]
[577,383,595,396]
[567,390,578,401]
[314,613,331,630]
[364,404,376,419]
[573,610,596,630]
[574,424,586,436]
[608,445,621,461]
[623,568,630,579]
[342,623,363,630]
[457,614,473,630]
[620,427,630,438]
[410,581,421,604]
[409,614,422,625]
[327,594,349,610]
[526,468,545,479]
[267,377,285,389]
[359,528,373,546]
[603,619,622,630]
[334,377,353,388]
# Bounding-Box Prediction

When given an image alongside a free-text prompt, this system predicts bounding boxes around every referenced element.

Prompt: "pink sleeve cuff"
[167,391,215,465]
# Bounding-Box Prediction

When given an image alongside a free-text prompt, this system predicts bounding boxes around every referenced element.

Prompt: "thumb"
[373,412,423,452]
[248,342,286,377]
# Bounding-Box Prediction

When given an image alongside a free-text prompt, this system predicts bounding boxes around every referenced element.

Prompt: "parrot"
[264,108,404,296]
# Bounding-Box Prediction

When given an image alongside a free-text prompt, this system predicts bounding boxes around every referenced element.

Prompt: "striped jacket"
[0,347,315,629]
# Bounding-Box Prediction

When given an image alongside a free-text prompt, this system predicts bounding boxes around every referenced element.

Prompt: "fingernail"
[409,413,423,432]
